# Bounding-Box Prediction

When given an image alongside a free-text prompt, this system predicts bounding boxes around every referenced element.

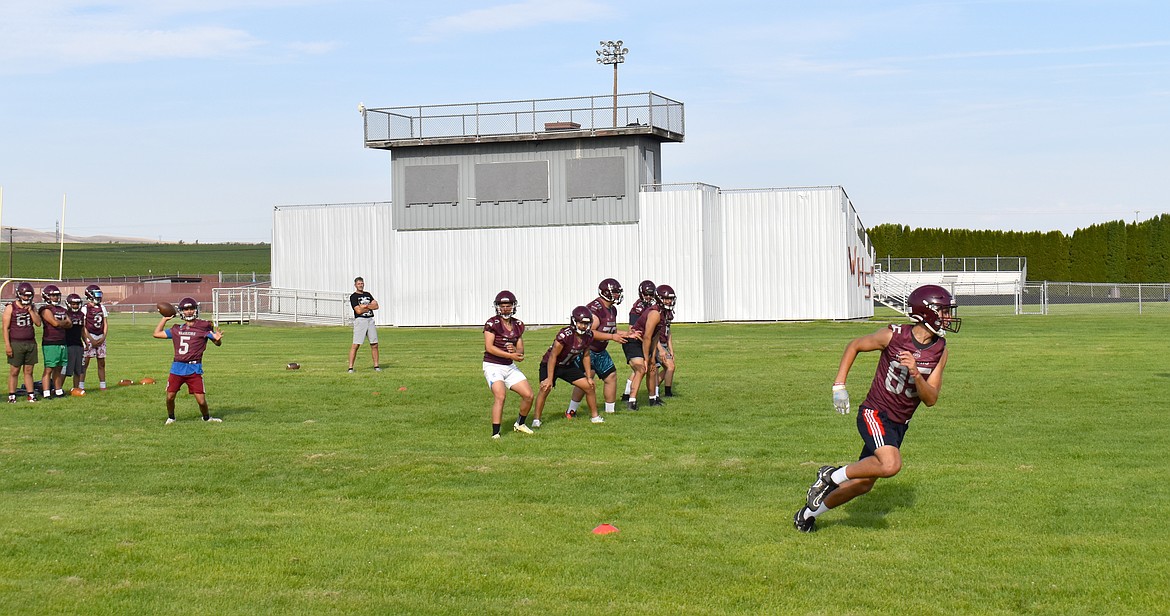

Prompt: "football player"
[795,285,960,532]
[531,306,604,427]
[81,284,109,391]
[62,293,87,394]
[566,278,636,417]
[482,290,535,439]
[4,282,43,403]
[621,280,665,409]
[153,297,224,424]
[653,284,677,398]
[38,285,73,399]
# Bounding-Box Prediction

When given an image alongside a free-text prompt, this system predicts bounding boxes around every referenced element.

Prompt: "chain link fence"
[918,281,1170,316]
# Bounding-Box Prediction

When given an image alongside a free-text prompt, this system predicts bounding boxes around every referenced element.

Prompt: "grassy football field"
[1,313,1167,615]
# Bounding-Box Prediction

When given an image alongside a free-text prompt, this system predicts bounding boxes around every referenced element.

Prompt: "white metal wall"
[272,203,396,321]
[272,186,875,326]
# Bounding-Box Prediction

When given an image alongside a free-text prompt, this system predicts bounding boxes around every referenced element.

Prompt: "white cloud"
[0,0,330,74]
[415,0,615,41]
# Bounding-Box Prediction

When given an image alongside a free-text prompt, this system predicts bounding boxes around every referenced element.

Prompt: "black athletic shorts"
[621,340,645,363]
[857,406,910,459]
[539,361,587,387]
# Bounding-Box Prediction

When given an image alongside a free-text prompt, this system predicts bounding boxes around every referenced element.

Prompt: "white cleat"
[513,422,534,434]
[531,419,542,429]
[165,418,176,425]
[204,417,223,423]
[590,415,605,424]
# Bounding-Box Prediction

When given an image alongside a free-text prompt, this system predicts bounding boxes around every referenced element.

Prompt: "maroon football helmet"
[178,297,200,321]
[598,278,623,305]
[908,285,960,335]
[656,284,676,310]
[85,284,103,303]
[638,280,657,303]
[15,282,35,305]
[494,290,517,319]
[41,284,62,305]
[571,305,593,335]
[66,293,83,311]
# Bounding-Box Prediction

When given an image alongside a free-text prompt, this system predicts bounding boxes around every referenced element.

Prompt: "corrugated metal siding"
[273,203,396,324]
[391,224,643,326]
[638,189,709,322]
[272,186,875,326]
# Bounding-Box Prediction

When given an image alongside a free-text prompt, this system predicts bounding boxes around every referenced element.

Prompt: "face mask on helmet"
[908,285,961,335]
[178,298,199,321]
[656,285,676,310]
[67,294,83,311]
[16,283,35,305]
[494,291,517,319]
[598,278,624,305]
[571,306,592,335]
[42,285,62,306]
[85,286,103,304]
[638,280,657,304]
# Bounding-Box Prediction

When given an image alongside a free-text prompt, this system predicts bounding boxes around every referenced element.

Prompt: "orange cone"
[592,523,619,535]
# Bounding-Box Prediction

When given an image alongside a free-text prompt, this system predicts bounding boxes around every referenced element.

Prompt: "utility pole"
[596,40,629,127]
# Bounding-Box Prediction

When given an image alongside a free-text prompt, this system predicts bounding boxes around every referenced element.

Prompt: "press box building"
[271,92,876,326]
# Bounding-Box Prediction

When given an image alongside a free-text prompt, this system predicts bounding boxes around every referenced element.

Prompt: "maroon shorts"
[167,373,206,394]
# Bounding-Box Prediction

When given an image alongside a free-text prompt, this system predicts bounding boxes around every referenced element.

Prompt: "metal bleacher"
[872,257,1028,315]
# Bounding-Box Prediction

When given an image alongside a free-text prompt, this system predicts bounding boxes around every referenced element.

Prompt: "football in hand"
[157,301,177,317]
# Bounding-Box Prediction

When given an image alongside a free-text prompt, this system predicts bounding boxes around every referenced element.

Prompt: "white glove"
[832,384,850,414]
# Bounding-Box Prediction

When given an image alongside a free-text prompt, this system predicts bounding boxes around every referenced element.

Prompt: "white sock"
[806,504,830,519]
[567,399,581,412]
[624,380,632,395]
[831,467,850,485]
[605,401,615,413]
[79,381,85,389]
[654,386,660,397]
[99,381,106,388]
[55,389,64,396]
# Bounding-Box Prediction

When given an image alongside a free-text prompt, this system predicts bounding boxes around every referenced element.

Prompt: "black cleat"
[806,465,839,510]
[648,397,664,407]
[793,506,816,533]
[621,393,630,402]
[627,400,638,411]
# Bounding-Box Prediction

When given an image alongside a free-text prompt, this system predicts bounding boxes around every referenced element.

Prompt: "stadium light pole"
[596,40,629,127]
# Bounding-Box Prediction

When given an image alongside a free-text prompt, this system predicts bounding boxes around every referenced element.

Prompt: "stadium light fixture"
[596,40,629,127]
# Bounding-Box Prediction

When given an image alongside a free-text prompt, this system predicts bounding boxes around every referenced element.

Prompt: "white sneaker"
[531,419,542,429]
[591,415,605,424]
[204,417,223,423]
[513,422,534,434]
[491,433,501,440]
[165,418,176,425]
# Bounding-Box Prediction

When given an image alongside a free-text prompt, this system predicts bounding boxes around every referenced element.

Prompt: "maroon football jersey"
[586,297,617,352]
[628,299,653,326]
[7,303,37,341]
[83,304,108,336]
[861,324,948,424]
[541,325,594,366]
[631,303,665,344]
[40,304,70,344]
[169,319,216,363]
[659,309,675,344]
[483,316,525,365]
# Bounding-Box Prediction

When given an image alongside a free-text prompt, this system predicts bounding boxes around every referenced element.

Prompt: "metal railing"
[364,92,684,143]
[212,287,352,325]
[877,256,1026,273]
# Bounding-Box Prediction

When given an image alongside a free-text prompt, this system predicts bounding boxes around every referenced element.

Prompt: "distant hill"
[2,227,160,244]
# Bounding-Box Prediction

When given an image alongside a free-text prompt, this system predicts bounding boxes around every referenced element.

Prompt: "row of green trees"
[868,214,1170,282]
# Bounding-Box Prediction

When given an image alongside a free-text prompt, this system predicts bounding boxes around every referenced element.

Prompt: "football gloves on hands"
[832,384,850,414]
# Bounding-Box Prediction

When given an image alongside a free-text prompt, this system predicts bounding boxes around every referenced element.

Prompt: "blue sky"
[1,0,1167,243]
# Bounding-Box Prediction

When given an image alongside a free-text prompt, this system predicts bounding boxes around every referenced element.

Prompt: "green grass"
[3,243,270,279]
[1,314,1168,614]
